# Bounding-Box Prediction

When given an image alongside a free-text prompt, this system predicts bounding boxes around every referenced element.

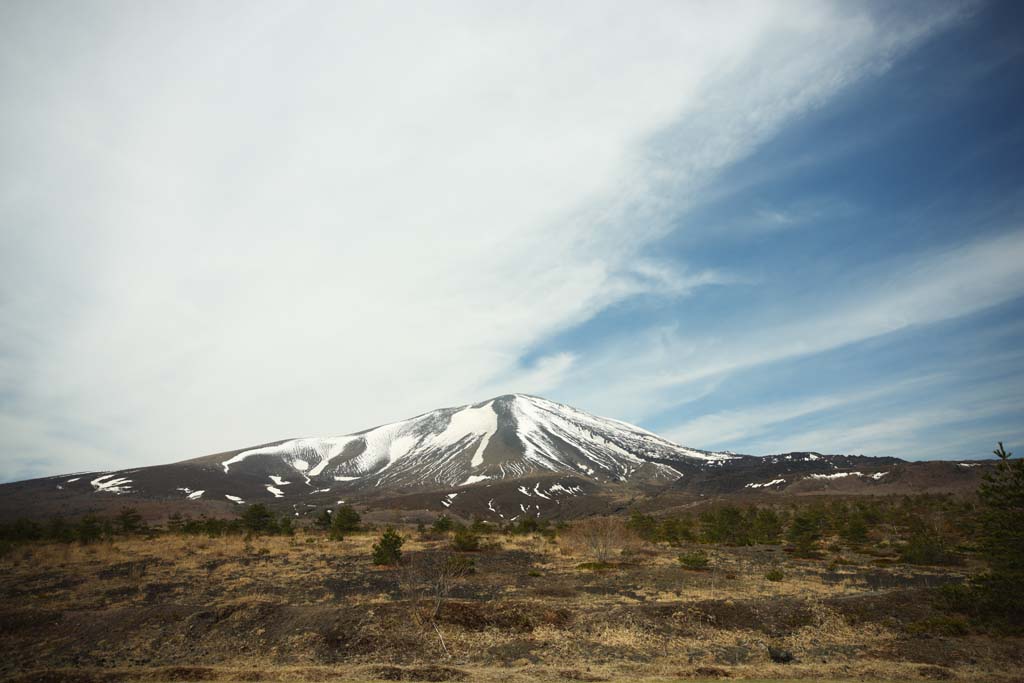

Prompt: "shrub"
[166,513,184,534]
[765,567,785,581]
[450,528,481,552]
[314,509,332,529]
[577,561,614,571]
[116,507,145,534]
[564,517,633,563]
[372,528,404,565]
[700,506,750,545]
[627,511,659,541]
[787,511,823,557]
[77,515,103,544]
[950,442,1024,629]
[841,514,870,545]
[749,508,783,544]
[907,615,970,637]
[899,527,960,566]
[332,505,362,532]
[328,505,361,540]
[279,516,294,536]
[240,504,277,534]
[432,515,454,533]
[678,550,710,570]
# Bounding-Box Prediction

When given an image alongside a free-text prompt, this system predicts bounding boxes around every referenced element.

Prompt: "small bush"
[907,615,970,637]
[450,528,480,552]
[240,504,277,534]
[326,505,362,540]
[678,551,710,570]
[765,567,785,582]
[432,515,454,533]
[564,517,634,562]
[899,529,960,566]
[576,561,614,571]
[444,555,476,575]
[372,528,404,565]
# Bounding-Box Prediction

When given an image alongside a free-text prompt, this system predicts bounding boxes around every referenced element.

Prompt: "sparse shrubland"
[2,461,1022,681]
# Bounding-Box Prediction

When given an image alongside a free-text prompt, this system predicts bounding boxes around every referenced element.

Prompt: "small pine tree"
[973,442,1024,628]
[314,509,332,529]
[841,513,870,546]
[372,528,404,565]
[431,515,454,533]
[116,507,144,534]
[787,511,822,558]
[333,505,362,533]
[279,516,294,536]
[166,513,185,534]
[240,504,276,534]
[77,515,103,544]
[469,516,489,534]
[451,528,481,551]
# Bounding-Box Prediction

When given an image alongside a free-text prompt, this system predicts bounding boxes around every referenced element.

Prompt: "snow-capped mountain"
[215,393,735,488]
[0,394,993,521]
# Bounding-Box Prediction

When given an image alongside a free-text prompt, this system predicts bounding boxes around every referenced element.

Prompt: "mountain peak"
[217,393,735,489]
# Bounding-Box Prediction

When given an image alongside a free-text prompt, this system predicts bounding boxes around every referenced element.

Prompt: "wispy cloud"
[663,376,942,446]
[561,227,1024,422]
[0,1,973,479]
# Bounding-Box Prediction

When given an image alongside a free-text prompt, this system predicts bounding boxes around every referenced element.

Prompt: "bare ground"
[1,531,1020,682]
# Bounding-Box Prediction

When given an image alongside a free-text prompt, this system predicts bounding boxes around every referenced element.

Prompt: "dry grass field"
[1,525,1021,683]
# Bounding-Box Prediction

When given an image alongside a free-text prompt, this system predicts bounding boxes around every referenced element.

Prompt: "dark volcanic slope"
[0,395,994,521]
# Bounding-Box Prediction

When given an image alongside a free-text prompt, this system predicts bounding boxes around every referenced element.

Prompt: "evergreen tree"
[240,504,276,534]
[973,442,1024,627]
[431,515,454,533]
[841,513,869,546]
[372,528,404,565]
[116,507,144,534]
[166,513,185,533]
[314,509,332,529]
[787,511,822,557]
[333,505,362,533]
[77,515,103,544]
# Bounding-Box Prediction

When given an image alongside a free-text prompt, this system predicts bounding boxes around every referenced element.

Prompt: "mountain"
[0,394,993,521]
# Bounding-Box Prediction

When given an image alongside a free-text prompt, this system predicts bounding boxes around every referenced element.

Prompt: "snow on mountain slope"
[219,394,735,488]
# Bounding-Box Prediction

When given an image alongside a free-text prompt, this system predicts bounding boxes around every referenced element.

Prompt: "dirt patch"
[3,672,127,683]
[438,600,572,632]
[367,665,468,681]
[672,598,816,636]
[557,669,609,681]
[682,666,732,678]
[152,666,218,681]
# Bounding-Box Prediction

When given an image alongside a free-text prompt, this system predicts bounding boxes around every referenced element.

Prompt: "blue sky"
[1,1,1021,480]
[529,0,1024,459]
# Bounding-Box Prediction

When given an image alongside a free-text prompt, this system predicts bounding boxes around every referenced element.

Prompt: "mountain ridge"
[0,393,994,521]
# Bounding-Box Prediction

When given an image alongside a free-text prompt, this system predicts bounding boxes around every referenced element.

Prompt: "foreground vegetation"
[0,446,1021,681]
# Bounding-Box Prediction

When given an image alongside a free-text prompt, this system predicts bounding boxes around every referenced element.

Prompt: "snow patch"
[225,495,245,504]
[90,474,133,494]
[745,478,786,489]
[266,485,285,498]
[269,475,291,486]
[461,474,491,486]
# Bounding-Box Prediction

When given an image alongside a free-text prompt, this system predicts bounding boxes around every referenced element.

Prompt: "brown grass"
[0,528,1018,682]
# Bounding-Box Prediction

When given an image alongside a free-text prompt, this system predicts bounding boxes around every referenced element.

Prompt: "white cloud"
[559,227,1024,422]
[0,1,967,478]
